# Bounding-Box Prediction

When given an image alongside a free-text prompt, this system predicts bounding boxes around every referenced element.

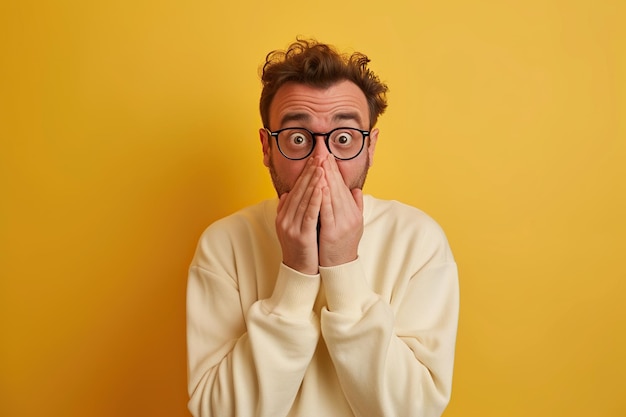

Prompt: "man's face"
[260,80,379,196]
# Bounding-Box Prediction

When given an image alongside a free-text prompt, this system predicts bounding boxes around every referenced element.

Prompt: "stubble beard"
[268,152,371,197]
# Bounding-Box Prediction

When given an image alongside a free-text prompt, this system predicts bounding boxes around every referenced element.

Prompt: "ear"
[367,128,379,168]
[259,128,271,167]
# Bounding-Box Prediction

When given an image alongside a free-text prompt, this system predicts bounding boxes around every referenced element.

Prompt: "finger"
[277,191,288,213]
[351,187,364,212]
[322,155,351,211]
[295,166,323,225]
[319,185,334,229]
[280,157,320,219]
[304,185,323,229]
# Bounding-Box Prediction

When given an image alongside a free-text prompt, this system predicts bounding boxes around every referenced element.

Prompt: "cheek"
[337,157,368,181]
[336,164,350,182]
[273,157,306,186]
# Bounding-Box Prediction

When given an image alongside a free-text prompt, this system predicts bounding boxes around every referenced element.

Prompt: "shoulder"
[200,199,275,237]
[191,199,277,263]
[365,195,445,233]
[363,195,454,263]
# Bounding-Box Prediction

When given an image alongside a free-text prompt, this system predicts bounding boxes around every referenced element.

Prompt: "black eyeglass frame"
[264,127,370,161]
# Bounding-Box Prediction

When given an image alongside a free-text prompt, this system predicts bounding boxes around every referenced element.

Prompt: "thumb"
[351,188,363,212]
[277,192,289,212]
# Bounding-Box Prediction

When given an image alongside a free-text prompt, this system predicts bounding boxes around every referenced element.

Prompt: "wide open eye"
[334,132,353,146]
[328,128,366,159]
[288,132,308,146]
[330,129,356,148]
[277,128,314,159]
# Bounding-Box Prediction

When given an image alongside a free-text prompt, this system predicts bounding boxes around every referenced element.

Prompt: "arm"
[318,156,459,416]
[188,155,329,416]
[320,258,459,417]
[186,229,321,417]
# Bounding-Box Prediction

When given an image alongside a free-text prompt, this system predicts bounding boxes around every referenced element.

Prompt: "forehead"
[269,80,369,128]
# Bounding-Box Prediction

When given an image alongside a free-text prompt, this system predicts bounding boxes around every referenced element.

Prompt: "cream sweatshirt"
[187,195,459,417]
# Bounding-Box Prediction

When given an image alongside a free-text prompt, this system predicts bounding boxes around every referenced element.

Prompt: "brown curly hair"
[259,38,388,129]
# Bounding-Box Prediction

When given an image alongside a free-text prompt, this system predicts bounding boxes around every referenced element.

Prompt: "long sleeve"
[186,208,322,417]
[319,199,460,417]
[186,197,459,417]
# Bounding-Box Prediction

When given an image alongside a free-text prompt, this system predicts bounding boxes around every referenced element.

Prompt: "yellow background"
[1,1,624,416]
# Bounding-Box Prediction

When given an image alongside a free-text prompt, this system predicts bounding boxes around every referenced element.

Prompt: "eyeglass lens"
[276,128,364,160]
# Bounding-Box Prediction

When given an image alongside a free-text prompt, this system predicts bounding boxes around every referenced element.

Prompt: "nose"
[310,135,331,159]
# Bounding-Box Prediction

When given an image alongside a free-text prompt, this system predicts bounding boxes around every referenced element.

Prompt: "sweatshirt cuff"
[319,258,378,315]
[263,263,321,319]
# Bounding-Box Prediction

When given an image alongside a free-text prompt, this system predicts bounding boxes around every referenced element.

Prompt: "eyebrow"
[280,113,311,125]
[333,112,363,125]
[279,112,363,127]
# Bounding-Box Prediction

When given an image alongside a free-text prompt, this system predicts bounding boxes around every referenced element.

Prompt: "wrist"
[319,248,358,267]
[282,257,319,275]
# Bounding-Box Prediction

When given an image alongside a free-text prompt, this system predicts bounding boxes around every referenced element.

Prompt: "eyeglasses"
[265,127,370,161]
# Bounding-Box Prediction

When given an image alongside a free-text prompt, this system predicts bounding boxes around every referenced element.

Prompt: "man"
[186,38,459,417]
